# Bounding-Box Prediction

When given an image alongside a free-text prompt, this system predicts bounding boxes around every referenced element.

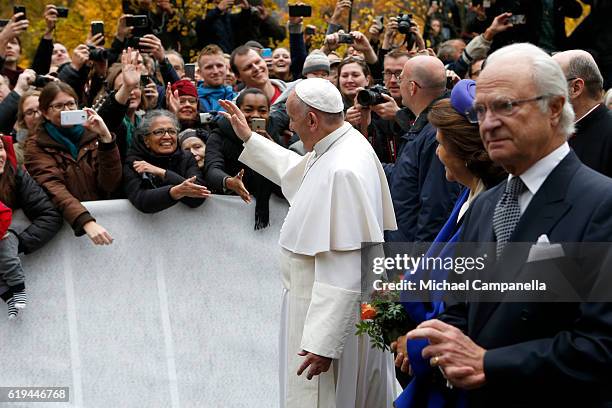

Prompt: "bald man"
[386,55,461,243]
[553,50,612,177]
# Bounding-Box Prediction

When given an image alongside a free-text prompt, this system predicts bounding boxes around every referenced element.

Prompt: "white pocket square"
[527,234,565,263]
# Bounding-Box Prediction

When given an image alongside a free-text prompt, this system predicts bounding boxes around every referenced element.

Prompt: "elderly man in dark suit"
[394,43,612,407]
[552,49,612,178]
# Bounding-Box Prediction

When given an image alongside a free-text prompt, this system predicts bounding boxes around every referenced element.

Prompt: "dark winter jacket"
[0,90,20,134]
[204,116,283,228]
[123,134,206,213]
[24,125,122,235]
[385,97,461,243]
[8,169,63,254]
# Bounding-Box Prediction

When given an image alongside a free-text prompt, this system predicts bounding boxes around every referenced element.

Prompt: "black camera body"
[126,36,142,49]
[338,33,354,44]
[125,15,148,28]
[56,7,69,18]
[357,85,391,106]
[397,13,416,35]
[87,45,108,62]
[288,4,312,17]
[33,75,54,88]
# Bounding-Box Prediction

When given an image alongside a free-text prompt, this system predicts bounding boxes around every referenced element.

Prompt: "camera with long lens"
[357,85,391,106]
[87,45,108,62]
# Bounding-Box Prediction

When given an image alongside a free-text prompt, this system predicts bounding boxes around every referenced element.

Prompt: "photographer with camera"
[121,0,179,51]
[323,31,378,65]
[385,55,460,243]
[358,49,414,164]
[326,0,351,34]
[1,5,82,85]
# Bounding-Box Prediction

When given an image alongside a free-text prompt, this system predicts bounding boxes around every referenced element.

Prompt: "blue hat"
[450,79,478,124]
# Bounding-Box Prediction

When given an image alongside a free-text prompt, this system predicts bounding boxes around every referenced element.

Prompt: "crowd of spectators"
[1,5,612,399]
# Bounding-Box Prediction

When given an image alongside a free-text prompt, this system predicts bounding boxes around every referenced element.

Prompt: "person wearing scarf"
[393,80,506,408]
[24,81,121,245]
[123,109,210,213]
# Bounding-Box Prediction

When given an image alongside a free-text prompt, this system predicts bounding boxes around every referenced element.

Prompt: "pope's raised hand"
[218,100,252,143]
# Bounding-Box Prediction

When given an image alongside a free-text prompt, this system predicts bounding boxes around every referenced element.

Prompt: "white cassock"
[239,122,399,408]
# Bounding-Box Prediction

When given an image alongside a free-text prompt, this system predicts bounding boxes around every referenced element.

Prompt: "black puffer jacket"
[123,134,206,213]
[204,116,283,229]
[8,168,63,254]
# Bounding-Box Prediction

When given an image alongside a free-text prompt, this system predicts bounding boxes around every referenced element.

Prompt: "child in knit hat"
[0,200,26,319]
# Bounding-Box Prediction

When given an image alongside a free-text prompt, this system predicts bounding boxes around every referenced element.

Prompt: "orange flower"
[361,303,377,320]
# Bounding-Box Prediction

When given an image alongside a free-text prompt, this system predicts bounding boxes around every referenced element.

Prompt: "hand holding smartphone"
[61,110,88,126]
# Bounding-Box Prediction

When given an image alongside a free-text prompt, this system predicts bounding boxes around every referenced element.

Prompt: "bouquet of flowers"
[355,289,415,352]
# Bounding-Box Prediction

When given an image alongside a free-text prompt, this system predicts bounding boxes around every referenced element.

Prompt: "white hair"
[486,43,575,138]
[604,89,612,107]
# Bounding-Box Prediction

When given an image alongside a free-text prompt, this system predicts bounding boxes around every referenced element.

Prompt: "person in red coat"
[0,136,25,319]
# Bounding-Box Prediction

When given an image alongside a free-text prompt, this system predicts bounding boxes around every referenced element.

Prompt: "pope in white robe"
[219,78,399,408]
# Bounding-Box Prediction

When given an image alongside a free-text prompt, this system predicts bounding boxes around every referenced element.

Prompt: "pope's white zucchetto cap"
[294,78,344,114]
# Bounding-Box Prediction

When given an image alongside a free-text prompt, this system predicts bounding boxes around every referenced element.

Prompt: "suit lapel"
[470,153,581,337]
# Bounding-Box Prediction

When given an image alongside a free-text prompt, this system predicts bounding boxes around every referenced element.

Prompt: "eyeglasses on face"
[383,71,402,81]
[147,128,178,137]
[24,109,40,117]
[49,100,77,111]
[472,95,549,122]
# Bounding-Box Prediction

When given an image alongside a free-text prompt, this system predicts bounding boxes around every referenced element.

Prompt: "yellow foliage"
[9,0,430,66]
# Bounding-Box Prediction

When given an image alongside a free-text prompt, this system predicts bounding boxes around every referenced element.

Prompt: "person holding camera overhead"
[0,5,61,88]
[342,49,414,164]
[24,81,122,246]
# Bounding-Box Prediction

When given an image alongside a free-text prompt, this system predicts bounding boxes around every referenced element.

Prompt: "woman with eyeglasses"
[13,90,41,165]
[123,110,210,214]
[24,81,122,246]
[392,80,506,408]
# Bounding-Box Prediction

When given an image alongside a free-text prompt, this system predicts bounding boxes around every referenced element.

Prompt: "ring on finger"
[430,355,440,367]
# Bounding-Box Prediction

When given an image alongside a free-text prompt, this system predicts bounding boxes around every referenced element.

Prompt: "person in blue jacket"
[385,56,461,243]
